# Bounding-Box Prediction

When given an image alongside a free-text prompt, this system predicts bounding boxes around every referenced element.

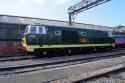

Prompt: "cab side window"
[30,27,36,34]
[108,32,114,37]
[80,32,86,36]
[97,33,102,37]
[39,26,47,34]
[104,34,108,37]
[55,30,61,35]
[39,27,43,34]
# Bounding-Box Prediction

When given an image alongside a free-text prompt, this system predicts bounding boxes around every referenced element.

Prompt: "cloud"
[20,0,45,6]
[20,0,27,5]
[55,0,69,5]
[20,0,69,6]
[33,0,45,6]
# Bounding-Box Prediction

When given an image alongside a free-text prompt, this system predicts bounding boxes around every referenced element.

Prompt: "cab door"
[25,26,38,45]
[38,26,47,45]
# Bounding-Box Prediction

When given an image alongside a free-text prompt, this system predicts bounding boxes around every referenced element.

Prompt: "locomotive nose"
[21,36,27,46]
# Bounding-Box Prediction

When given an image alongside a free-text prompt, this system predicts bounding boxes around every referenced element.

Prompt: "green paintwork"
[26,44,114,52]
[25,25,114,45]
[24,25,115,52]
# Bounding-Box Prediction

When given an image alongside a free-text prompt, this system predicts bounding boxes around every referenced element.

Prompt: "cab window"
[80,32,86,36]
[104,34,108,37]
[24,27,29,34]
[30,27,36,34]
[39,26,47,34]
[97,33,102,37]
[39,27,43,33]
[108,32,114,37]
[55,30,61,35]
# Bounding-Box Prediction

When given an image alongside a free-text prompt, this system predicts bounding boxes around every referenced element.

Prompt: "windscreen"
[24,25,47,34]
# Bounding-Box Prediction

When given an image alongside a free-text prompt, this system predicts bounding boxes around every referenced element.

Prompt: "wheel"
[107,47,112,51]
[68,49,72,56]
[23,52,28,56]
[34,49,41,57]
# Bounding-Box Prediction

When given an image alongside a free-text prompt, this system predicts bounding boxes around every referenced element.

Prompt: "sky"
[0,0,124,27]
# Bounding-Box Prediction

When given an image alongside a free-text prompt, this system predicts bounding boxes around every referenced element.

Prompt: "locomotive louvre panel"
[90,30,100,44]
[84,30,110,44]
[87,30,95,44]
[53,30,62,44]
[80,29,97,44]
[96,31,104,44]
[62,30,78,44]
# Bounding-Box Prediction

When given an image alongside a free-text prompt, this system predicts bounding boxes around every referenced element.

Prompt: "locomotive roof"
[0,14,113,31]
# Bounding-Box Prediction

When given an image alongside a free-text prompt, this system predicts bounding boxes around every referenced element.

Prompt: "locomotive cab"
[20,25,47,54]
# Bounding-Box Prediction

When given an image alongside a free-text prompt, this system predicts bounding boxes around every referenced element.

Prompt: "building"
[0,14,113,55]
[114,26,125,33]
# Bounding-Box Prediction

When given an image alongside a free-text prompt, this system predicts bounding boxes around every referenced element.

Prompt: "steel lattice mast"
[68,0,111,26]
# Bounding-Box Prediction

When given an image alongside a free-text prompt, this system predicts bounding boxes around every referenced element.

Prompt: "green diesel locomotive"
[20,24,115,56]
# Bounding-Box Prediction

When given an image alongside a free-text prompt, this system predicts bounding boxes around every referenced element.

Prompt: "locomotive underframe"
[27,44,114,56]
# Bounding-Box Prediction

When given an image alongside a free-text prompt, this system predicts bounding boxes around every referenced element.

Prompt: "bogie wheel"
[34,49,41,57]
[23,52,28,56]
[107,47,112,51]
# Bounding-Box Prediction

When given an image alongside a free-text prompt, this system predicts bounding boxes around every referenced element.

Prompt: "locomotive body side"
[21,25,115,56]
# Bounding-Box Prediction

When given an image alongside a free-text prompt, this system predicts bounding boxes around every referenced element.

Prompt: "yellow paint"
[21,36,27,46]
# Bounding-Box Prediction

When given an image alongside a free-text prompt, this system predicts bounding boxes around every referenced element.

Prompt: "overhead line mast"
[68,0,111,26]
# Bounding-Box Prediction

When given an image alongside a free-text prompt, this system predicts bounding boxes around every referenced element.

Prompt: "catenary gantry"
[68,0,111,26]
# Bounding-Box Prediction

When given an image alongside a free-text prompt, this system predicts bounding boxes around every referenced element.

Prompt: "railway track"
[77,67,125,83]
[0,50,125,77]
[0,55,35,62]
[0,48,124,62]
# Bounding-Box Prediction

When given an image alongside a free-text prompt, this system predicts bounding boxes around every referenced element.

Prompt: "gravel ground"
[83,69,125,83]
